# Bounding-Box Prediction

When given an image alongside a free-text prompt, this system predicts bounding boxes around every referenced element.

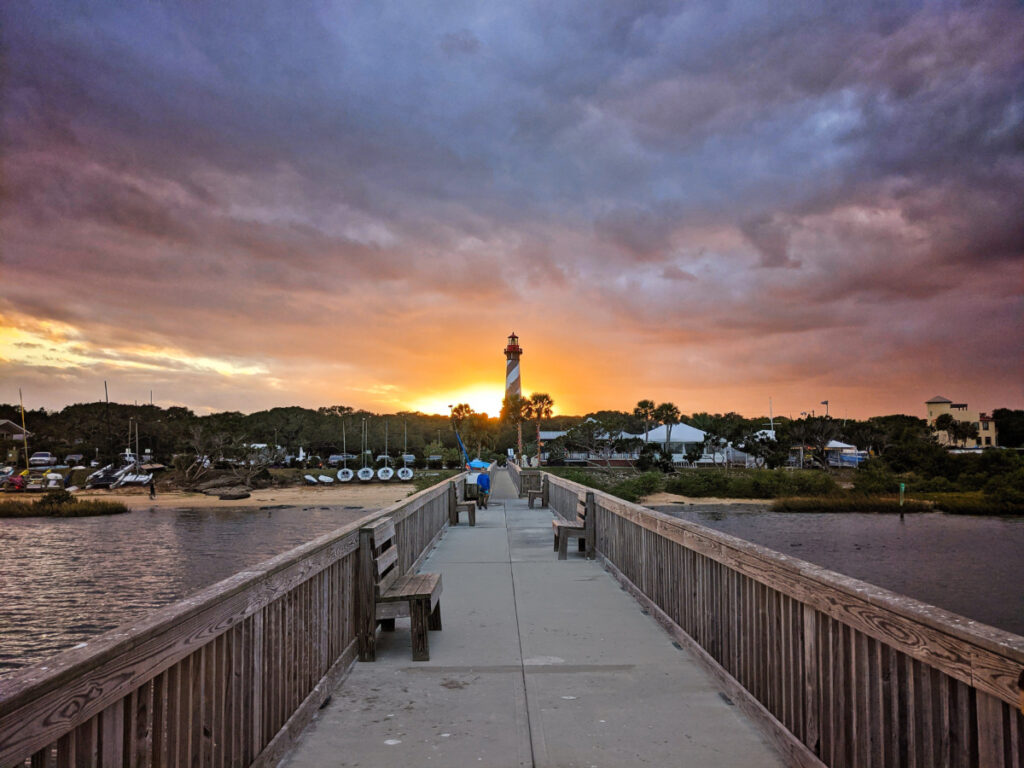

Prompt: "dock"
[282,469,781,767]
[1,467,1022,768]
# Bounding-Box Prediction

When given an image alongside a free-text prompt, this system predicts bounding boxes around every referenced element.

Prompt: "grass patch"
[411,469,461,493]
[923,492,1024,516]
[771,496,932,514]
[0,489,129,518]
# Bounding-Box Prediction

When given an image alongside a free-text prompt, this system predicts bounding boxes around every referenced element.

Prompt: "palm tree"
[633,399,656,443]
[451,403,474,431]
[501,394,529,462]
[653,402,680,455]
[527,392,554,466]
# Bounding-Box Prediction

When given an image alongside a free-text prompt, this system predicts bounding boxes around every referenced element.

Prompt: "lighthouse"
[504,332,522,399]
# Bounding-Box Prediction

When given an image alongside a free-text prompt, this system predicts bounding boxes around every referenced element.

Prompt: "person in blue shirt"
[476,470,490,509]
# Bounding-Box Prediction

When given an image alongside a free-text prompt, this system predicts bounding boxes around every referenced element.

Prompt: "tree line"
[4,400,1022,471]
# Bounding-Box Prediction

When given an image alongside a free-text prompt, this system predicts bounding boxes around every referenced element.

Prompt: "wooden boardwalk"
[2,466,1021,767]
[281,469,784,767]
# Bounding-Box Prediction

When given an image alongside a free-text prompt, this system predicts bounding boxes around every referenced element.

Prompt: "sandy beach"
[72,483,419,511]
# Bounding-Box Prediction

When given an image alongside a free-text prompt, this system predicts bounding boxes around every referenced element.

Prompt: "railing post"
[802,604,819,756]
[252,611,264,756]
[585,491,596,559]
[541,474,549,508]
[357,527,376,662]
[447,481,457,526]
[976,692,1006,767]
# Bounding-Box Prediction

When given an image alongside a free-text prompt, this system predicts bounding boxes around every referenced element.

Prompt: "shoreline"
[69,483,419,511]
[640,491,769,508]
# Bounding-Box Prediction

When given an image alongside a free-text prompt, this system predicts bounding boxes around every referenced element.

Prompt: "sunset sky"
[2,1,1022,419]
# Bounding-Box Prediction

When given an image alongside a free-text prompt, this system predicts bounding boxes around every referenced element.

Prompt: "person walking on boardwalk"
[477,470,490,509]
[148,478,156,499]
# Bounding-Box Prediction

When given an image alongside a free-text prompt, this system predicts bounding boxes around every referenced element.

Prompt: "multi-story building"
[925,396,998,448]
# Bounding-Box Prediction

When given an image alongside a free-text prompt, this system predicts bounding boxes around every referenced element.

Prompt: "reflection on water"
[656,506,1024,636]
[0,506,370,676]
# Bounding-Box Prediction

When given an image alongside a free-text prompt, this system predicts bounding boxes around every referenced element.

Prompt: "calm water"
[3,505,1022,679]
[654,506,1024,637]
[0,506,370,677]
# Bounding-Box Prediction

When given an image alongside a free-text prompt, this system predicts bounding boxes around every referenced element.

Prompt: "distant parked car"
[29,452,58,467]
[65,453,84,466]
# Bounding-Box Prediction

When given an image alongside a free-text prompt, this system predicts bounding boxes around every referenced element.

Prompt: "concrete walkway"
[282,471,785,768]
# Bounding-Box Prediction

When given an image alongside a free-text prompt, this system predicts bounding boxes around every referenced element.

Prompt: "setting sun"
[406,384,507,418]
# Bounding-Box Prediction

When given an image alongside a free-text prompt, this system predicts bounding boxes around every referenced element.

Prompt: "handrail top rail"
[543,471,1024,664]
[0,476,463,715]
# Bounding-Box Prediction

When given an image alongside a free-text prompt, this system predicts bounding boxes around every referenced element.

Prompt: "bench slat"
[378,567,399,597]
[376,545,398,576]
[553,520,585,531]
[380,573,441,601]
[367,519,395,545]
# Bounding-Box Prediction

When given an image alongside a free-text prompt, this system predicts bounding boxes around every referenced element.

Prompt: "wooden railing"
[545,472,1024,768]
[507,462,541,496]
[0,475,460,768]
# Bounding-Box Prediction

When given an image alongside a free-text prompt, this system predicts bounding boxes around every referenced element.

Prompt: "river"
[3,504,1022,679]
[0,505,369,677]
[654,505,1024,637]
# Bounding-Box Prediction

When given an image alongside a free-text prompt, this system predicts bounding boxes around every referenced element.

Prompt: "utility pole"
[104,381,113,463]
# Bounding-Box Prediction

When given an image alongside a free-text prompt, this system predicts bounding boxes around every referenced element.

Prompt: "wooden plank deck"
[281,470,785,768]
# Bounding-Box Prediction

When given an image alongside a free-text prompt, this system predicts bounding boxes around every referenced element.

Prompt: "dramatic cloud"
[2,0,1022,418]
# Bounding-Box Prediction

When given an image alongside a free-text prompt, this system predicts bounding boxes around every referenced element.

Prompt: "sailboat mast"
[18,388,29,471]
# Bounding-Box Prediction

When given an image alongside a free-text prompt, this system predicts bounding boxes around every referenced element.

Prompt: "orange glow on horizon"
[404,385,564,419]
[405,383,505,418]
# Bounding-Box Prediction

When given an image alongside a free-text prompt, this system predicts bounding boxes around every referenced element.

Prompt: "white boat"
[336,421,354,482]
[304,474,318,484]
[357,418,374,481]
[112,471,153,489]
[376,419,394,481]
[318,474,334,484]
[397,421,414,481]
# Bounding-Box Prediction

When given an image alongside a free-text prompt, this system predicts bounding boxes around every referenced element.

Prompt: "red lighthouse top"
[504,332,522,356]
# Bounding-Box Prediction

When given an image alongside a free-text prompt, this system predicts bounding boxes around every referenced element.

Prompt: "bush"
[983,468,1024,507]
[607,472,663,503]
[665,472,731,497]
[665,469,838,499]
[851,461,898,494]
[39,488,76,507]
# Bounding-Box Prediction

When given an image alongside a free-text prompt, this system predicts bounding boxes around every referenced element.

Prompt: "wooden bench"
[358,517,442,661]
[453,500,476,526]
[528,475,549,508]
[552,491,595,560]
